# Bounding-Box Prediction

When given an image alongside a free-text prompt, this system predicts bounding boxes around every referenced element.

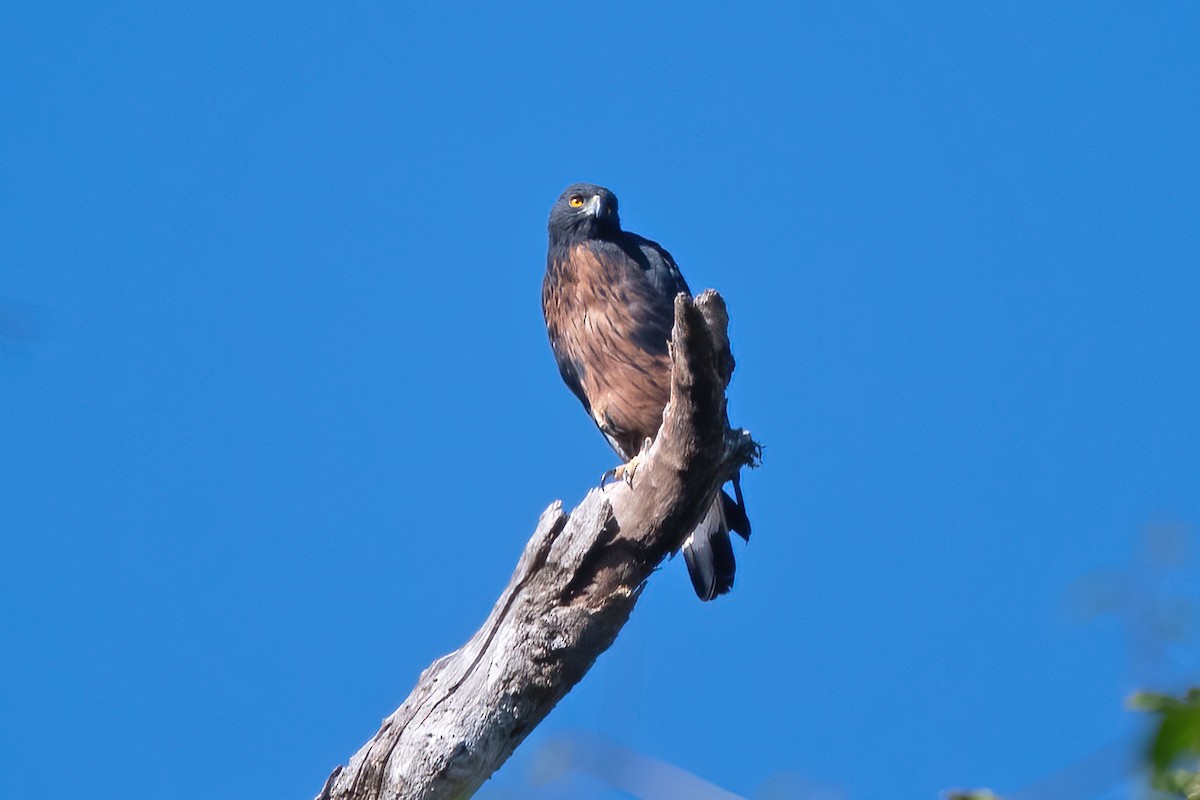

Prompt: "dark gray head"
[548,183,621,243]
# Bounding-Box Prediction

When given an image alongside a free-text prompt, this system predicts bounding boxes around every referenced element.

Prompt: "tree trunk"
[317,290,759,800]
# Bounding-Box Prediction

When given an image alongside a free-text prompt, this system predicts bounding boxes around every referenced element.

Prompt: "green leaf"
[1129,690,1183,713]
[1132,686,1200,795]
[1148,767,1200,798]
[1150,705,1200,773]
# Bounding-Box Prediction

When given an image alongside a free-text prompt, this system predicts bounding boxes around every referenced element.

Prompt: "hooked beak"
[583,194,604,218]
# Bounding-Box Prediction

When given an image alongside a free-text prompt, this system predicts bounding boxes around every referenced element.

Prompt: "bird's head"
[548,183,621,242]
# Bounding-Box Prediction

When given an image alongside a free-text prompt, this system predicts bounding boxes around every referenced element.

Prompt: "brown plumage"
[542,183,750,600]
[544,243,673,459]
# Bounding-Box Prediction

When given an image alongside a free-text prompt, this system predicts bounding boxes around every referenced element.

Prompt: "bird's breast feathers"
[544,243,676,453]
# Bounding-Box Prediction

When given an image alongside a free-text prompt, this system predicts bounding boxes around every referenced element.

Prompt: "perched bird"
[542,183,751,600]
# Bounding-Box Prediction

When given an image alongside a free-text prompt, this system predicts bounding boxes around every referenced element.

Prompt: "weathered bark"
[317,290,759,800]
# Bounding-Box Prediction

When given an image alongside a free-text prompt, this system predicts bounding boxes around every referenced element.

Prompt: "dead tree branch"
[317,290,759,800]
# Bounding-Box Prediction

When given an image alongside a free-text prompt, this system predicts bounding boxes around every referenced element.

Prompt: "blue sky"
[3,3,1199,799]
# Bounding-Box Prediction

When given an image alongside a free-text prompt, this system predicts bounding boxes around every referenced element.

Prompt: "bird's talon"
[614,446,650,488]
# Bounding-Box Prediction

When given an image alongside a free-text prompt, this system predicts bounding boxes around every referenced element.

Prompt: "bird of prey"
[542,183,751,600]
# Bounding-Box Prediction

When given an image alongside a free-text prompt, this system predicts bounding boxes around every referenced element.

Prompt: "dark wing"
[611,233,691,356]
[630,234,691,297]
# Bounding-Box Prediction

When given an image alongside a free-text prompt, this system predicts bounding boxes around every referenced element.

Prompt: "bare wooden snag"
[317,290,760,800]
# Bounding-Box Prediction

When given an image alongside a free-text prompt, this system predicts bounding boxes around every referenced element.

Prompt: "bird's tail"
[682,475,751,601]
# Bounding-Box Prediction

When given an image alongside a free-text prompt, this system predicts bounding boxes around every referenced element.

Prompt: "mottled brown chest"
[543,244,673,457]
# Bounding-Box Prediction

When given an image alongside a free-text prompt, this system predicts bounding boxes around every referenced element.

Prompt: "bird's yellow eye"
[569,195,584,208]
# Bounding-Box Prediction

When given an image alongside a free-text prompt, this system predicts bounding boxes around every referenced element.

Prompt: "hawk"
[542,183,751,600]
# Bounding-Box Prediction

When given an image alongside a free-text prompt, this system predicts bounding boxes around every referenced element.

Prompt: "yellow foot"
[599,438,653,488]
